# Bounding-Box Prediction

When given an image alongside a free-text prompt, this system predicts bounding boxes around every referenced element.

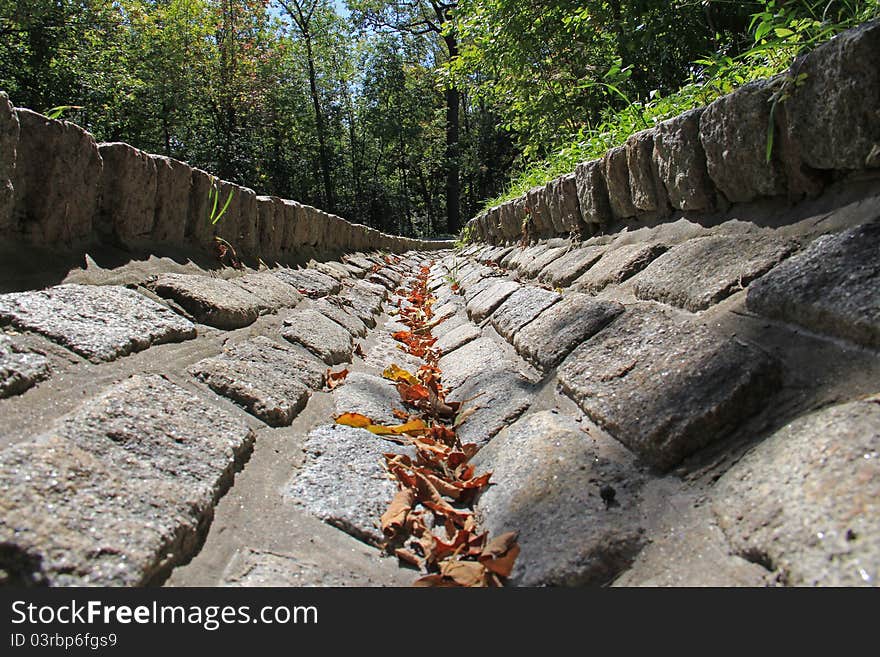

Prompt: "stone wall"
[465,20,880,244]
[0,101,445,259]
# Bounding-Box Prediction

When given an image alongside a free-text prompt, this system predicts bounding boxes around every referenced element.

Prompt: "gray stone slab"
[281,308,353,365]
[626,128,667,213]
[288,425,413,545]
[153,274,263,329]
[558,304,780,471]
[519,246,570,279]
[537,245,606,288]
[274,268,341,297]
[434,322,481,356]
[0,93,17,233]
[604,145,638,220]
[189,337,323,427]
[363,331,424,373]
[747,222,880,347]
[220,547,395,587]
[0,375,254,586]
[473,411,646,586]
[575,159,613,228]
[490,286,561,342]
[338,290,380,329]
[462,275,504,303]
[466,280,521,323]
[97,142,157,245]
[783,20,880,171]
[574,242,668,294]
[633,234,796,311]
[0,335,50,398]
[230,272,304,313]
[713,398,880,586]
[0,284,197,361]
[700,79,787,203]
[12,109,102,245]
[654,108,716,212]
[506,244,548,272]
[437,336,509,389]
[513,294,624,371]
[311,298,368,338]
[333,372,401,425]
[447,369,533,447]
[431,314,469,340]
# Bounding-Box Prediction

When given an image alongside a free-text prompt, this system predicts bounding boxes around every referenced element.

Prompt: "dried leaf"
[381,488,415,536]
[325,368,349,390]
[479,532,521,578]
[439,560,488,587]
[413,574,457,587]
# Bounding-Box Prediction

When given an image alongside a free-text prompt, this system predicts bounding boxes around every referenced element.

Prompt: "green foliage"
[477,0,880,213]
[207,179,235,225]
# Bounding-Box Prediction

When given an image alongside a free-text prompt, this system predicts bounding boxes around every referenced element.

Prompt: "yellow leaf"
[382,363,420,386]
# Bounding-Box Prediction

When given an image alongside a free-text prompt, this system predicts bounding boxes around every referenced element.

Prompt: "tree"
[350,0,462,235]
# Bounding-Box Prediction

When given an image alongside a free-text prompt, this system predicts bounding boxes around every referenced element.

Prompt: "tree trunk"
[444,34,461,236]
[304,29,334,212]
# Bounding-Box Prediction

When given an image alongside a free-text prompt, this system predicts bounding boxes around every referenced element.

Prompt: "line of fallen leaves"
[337,263,519,587]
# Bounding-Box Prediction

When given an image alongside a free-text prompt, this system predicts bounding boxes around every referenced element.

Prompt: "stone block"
[654,108,715,212]
[0,284,196,362]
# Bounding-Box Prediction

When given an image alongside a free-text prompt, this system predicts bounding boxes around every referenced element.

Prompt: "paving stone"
[713,398,880,586]
[363,332,423,373]
[0,335,50,398]
[437,336,509,389]
[447,369,533,447]
[367,272,396,290]
[574,242,668,294]
[281,308,353,365]
[0,284,197,361]
[558,304,780,471]
[287,425,413,545]
[462,275,504,303]
[274,268,342,297]
[152,274,261,330]
[506,244,548,272]
[513,294,624,371]
[431,301,459,325]
[310,261,348,281]
[338,290,381,329]
[434,322,481,355]
[490,286,560,342]
[466,280,521,323]
[229,272,303,313]
[537,245,606,288]
[0,375,254,586]
[431,314,468,340]
[333,372,401,425]
[747,222,880,347]
[220,547,393,587]
[633,234,796,311]
[189,337,324,427]
[343,255,375,272]
[310,298,368,338]
[472,411,646,586]
[519,246,570,279]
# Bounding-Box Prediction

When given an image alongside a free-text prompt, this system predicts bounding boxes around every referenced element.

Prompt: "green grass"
[478,1,880,217]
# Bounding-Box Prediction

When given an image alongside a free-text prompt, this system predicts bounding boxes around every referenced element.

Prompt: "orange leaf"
[335,412,372,428]
[413,574,457,588]
[326,368,349,390]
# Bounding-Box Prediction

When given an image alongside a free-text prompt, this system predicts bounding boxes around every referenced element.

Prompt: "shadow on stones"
[0,543,48,586]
